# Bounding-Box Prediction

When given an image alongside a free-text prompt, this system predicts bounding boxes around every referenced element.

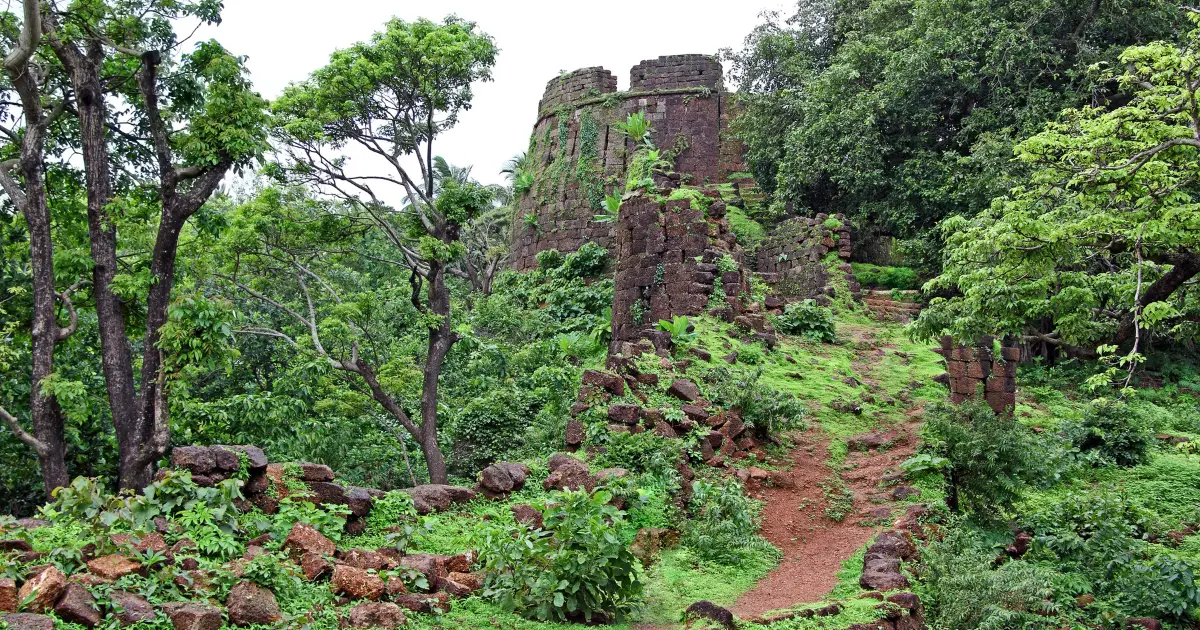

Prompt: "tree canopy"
[913,14,1200,359]
[724,0,1179,267]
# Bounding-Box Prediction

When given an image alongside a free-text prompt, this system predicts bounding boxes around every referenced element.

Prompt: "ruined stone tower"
[513,55,859,355]
[510,55,750,270]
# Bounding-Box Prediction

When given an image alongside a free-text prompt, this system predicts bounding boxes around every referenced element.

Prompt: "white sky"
[196,0,785,188]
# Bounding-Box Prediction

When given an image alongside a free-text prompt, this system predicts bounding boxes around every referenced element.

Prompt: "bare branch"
[4,0,42,74]
[0,404,46,455]
[54,280,85,340]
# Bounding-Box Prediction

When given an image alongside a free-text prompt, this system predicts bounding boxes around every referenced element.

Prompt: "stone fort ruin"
[512,55,858,352]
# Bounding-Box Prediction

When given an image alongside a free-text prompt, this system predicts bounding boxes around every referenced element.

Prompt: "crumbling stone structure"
[511,55,751,271]
[934,336,1019,414]
[608,195,754,350]
[755,214,857,300]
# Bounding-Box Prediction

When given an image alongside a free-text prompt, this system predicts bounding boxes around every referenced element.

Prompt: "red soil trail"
[731,426,917,619]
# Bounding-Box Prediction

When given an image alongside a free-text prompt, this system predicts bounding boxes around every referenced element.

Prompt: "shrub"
[919,399,1044,516]
[448,388,532,475]
[682,479,777,565]
[916,526,1060,629]
[850,263,921,290]
[479,489,643,622]
[1059,399,1154,467]
[1022,490,1200,623]
[706,368,807,438]
[592,430,680,476]
[773,299,836,343]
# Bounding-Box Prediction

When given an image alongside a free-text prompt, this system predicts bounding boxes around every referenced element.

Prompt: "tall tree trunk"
[23,158,68,495]
[419,260,455,484]
[0,0,69,496]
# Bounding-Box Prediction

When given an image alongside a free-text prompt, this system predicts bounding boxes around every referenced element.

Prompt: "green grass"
[640,547,778,624]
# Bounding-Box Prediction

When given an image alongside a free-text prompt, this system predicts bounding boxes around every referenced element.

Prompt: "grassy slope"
[352,299,946,629]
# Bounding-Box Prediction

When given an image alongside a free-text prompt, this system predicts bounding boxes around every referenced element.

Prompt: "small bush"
[706,368,807,438]
[479,489,643,622]
[1059,399,1154,467]
[773,299,836,343]
[682,479,777,566]
[920,399,1044,516]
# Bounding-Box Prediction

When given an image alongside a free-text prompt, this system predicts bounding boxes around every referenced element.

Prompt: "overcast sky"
[196,0,785,188]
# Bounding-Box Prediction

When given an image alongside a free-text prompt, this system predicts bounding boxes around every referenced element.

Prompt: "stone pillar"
[937,336,1019,414]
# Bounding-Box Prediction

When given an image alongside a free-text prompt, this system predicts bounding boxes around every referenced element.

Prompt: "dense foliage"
[914,15,1200,355]
[724,0,1179,265]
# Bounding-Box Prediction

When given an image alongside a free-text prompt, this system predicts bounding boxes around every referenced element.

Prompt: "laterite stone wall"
[935,336,1019,414]
[511,55,749,271]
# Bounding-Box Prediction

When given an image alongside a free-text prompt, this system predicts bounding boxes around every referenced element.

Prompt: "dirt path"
[729,426,915,619]
[731,325,921,619]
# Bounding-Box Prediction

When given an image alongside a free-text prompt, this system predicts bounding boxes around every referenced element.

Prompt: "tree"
[265,16,497,484]
[0,0,270,490]
[723,0,1179,266]
[0,0,75,495]
[913,14,1200,365]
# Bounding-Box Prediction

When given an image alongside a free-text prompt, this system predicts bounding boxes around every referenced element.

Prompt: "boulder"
[441,572,480,597]
[54,582,101,627]
[87,554,143,581]
[209,446,242,471]
[332,565,385,601]
[17,565,66,613]
[565,419,585,450]
[300,552,334,581]
[547,453,581,472]
[681,405,709,422]
[282,523,336,561]
[226,580,281,626]
[0,614,54,630]
[385,577,408,597]
[607,404,641,425]
[337,549,389,572]
[160,602,223,630]
[399,554,447,588]
[543,459,594,492]
[512,504,544,529]
[479,464,516,494]
[718,414,746,440]
[886,592,920,611]
[865,531,917,562]
[109,591,156,625]
[215,445,268,470]
[170,446,215,474]
[0,578,16,613]
[860,558,909,591]
[348,602,407,628]
[298,462,335,482]
[654,422,678,438]
[594,468,629,483]
[629,528,679,566]
[393,592,451,614]
[0,540,31,552]
[404,485,477,515]
[848,432,892,451]
[445,552,475,574]
[667,379,701,402]
[582,370,625,396]
[1126,619,1163,630]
